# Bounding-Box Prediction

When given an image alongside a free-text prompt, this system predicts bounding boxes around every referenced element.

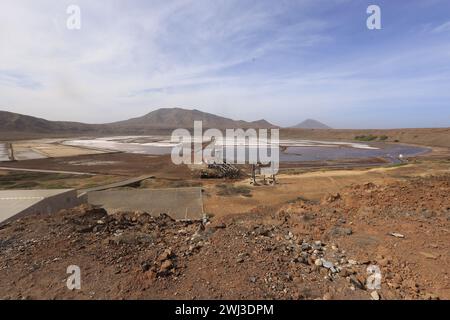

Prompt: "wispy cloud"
[432,21,450,33]
[0,70,42,89]
[0,0,449,128]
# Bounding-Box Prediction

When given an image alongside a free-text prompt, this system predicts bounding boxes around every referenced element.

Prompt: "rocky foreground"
[0,175,449,300]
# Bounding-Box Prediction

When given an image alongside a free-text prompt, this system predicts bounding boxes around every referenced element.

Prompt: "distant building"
[0,189,86,225]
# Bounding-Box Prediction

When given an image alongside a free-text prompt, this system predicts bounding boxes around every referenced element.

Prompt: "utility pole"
[8,142,15,161]
[251,164,256,184]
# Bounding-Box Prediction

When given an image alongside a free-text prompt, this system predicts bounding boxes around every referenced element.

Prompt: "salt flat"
[63,136,429,163]
[0,143,10,161]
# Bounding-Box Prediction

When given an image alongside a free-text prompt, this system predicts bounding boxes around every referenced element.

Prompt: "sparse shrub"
[355,134,390,141]
[354,135,378,141]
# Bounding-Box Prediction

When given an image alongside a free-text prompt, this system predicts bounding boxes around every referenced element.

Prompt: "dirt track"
[0,174,448,300]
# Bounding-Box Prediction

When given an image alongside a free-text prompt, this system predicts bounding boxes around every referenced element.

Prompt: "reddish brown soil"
[0,174,448,300]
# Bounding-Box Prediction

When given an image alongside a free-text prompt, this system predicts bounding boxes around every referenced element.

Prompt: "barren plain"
[0,128,449,300]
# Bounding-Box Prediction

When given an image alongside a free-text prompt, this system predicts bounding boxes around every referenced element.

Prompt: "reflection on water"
[282,144,428,162]
[63,136,430,164]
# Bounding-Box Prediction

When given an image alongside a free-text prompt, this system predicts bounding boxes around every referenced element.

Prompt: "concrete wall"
[0,189,86,225]
[88,187,204,221]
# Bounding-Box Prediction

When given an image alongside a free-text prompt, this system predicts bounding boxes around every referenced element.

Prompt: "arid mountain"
[0,108,276,139]
[110,108,277,129]
[0,110,97,134]
[291,119,331,129]
[250,119,276,128]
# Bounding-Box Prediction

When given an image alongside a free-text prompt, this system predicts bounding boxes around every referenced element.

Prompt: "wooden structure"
[251,162,277,185]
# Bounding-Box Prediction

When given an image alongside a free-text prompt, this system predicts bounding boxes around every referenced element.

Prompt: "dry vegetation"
[281,127,450,148]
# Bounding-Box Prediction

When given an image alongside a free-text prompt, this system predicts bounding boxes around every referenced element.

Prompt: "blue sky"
[0,0,449,128]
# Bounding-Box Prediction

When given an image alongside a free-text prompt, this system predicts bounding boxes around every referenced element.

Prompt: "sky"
[0,0,449,128]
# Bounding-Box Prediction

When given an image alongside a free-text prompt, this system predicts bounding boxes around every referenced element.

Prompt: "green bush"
[354,134,389,142]
[354,135,378,141]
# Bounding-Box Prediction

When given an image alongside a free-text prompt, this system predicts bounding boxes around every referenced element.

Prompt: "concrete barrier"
[0,189,86,225]
[88,187,204,221]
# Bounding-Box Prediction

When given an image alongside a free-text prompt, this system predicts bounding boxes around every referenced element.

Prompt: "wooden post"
[8,142,15,161]
[251,164,256,184]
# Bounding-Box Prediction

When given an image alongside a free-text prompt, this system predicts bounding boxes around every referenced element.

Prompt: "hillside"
[0,175,449,299]
[110,108,276,129]
[291,119,331,129]
[0,108,276,140]
[1,109,449,148]
[251,119,276,128]
[0,110,99,134]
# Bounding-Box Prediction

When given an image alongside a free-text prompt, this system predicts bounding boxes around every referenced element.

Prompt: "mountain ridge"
[0,108,277,136]
[291,119,331,129]
[110,107,277,129]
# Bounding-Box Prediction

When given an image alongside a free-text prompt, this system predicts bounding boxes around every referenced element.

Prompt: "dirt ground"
[0,137,448,300]
[0,174,448,300]
[0,170,123,190]
[203,159,450,217]
[0,153,192,179]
